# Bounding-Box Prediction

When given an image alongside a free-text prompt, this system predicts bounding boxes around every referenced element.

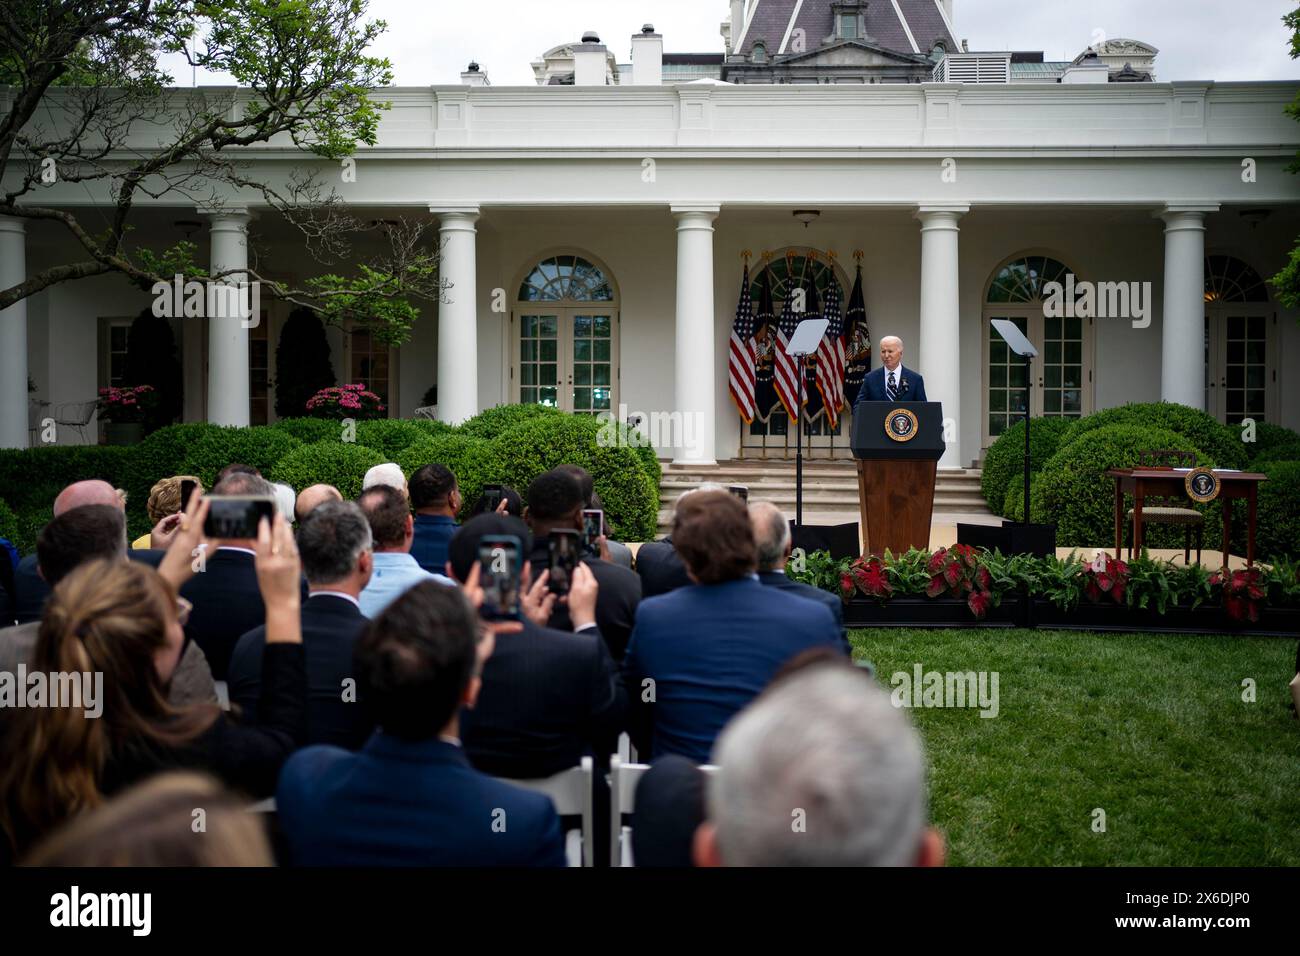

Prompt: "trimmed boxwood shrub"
[0,499,19,549]
[270,417,344,446]
[458,403,565,440]
[354,419,427,460]
[1245,422,1300,462]
[395,435,497,518]
[269,442,386,500]
[980,417,1074,515]
[1254,440,1300,466]
[409,418,456,440]
[1059,402,1247,469]
[176,426,303,489]
[491,415,659,542]
[1252,460,1300,560]
[1032,424,1213,548]
[125,423,226,506]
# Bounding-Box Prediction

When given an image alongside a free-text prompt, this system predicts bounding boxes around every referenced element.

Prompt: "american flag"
[772,268,803,422]
[728,263,758,423]
[816,277,846,428]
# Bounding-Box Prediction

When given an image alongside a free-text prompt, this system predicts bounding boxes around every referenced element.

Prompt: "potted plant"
[304,383,387,421]
[97,385,159,445]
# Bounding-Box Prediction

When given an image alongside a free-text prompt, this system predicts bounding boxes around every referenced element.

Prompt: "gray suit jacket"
[0,621,219,707]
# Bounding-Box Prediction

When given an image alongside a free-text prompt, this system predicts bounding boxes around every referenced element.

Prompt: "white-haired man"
[852,335,928,408]
[363,462,408,497]
[694,662,945,867]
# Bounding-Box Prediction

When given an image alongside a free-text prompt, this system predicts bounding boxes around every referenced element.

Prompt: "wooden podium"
[851,401,945,557]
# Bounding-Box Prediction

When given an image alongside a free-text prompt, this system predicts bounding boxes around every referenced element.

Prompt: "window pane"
[575,364,591,386]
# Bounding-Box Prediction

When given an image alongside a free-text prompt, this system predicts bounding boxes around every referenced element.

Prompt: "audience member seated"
[634,484,727,599]
[358,485,454,618]
[409,463,460,575]
[0,506,307,865]
[630,754,708,868]
[555,464,632,569]
[524,469,641,661]
[228,501,376,749]
[363,463,408,496]
[621,490,843,763]
[131,475,204,549]
[469,484,523,518]
[23,772,273,867]
[276,581,566,866]
[295,483,342,524]
[1,505,216,707]
[449,514,625,780]
[693,662,944,867]
[750,501,848,650]
[180,472,307,680]
[13,480,168,624]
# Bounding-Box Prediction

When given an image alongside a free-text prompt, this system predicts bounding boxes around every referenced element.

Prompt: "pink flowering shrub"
[304,383,387,420]
[97,385,159,424]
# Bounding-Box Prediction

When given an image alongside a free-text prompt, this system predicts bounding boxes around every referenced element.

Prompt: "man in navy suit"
[621,490,845,763]
[276,580,566,867]
[229,500,375,749]
[749,501,849,652]
[853,335,927,408]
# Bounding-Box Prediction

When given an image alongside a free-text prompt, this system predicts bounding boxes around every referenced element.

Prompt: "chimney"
[631,24,663,85]
[573,31,608,86]
[729,0,747,53]
[460,61,489,86]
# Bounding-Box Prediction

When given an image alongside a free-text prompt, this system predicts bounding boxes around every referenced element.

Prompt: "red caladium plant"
[1211,567,1267,623]
[846,556,892,602]
[1082,552,1129,605]
[925,546,996,619]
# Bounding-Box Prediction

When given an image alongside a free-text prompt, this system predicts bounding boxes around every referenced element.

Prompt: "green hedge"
[270,417,344,446]
[457,403,565,440]
[269,442,387,500]
[354,419,428,460]
[1254,440,1300,466]
[0,499,19,548]
[1059,402,1247,469]
[1244,422,1300,462]
[409,418,456,440]
[126,423,302,502]
[1250,460,1300,560]
[1033,424,1213,548]
[492,415,659,541]
[980,417,1074,515]
[395,434,496,518]
[0,445,138,553]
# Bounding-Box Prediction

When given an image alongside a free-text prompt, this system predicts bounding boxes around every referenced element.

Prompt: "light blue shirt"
[360,552,455,618]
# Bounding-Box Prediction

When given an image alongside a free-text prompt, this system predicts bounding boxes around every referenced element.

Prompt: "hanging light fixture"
[793,209,821,228]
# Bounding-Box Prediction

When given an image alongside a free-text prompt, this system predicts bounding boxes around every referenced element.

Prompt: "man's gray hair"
[708,664,928,867]
[749,501,791,572]
[212,472,275,499]
[296,500,373,585]
[674,482,727,513]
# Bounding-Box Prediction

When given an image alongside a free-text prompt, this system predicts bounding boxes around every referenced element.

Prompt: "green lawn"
[849,627,1300,866]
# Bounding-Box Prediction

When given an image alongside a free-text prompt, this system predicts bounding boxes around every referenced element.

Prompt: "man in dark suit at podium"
[853,335,927,407]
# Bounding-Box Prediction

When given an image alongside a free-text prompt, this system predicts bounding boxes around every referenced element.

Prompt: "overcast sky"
[165,1,1300,86]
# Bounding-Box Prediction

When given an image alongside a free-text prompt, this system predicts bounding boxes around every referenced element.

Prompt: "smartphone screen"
[482,484,503,511]
[581,508,604,553]
[478,535,522,620]
[203,495,275,539]
[728,485,749,502]
[180,479,198,512]
[548,530,580,595]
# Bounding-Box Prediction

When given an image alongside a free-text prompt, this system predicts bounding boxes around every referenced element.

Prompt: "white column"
[672,204,720,465]
[432,205,480,425]
[0,217,28,448]
[915,204,968,469]
[205,210,252,427]
[1156,204,1218,409]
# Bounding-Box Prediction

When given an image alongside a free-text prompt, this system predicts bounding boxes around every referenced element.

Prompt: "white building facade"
[4,15,1300,467]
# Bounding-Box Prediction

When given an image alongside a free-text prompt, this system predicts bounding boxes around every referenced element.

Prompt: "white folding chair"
[510,756,594,867]
[610,756,718,867]
[617,732,638,764]
[213,680,230,711]
[246,797,276,813]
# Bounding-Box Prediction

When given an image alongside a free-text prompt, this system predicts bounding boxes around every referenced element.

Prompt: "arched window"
[752,42,767,64]
[513,253,619,414]
[982,255,1092,444]
[1204,255,1269,303]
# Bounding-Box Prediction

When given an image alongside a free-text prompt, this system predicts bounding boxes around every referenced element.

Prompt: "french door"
[514,309,618,414]
[1204,309,1277,425]
[983,309,1094,447]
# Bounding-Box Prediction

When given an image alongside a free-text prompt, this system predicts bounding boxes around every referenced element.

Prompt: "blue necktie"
[886,370,897,401]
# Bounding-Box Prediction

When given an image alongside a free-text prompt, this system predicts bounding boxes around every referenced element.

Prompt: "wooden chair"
[1127,449,1204,564]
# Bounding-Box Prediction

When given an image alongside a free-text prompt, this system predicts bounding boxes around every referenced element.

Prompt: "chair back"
[509,757,594,867]
[610,756,718,867]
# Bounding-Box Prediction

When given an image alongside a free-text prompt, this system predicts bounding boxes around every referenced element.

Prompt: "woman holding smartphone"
[0,496,307,865]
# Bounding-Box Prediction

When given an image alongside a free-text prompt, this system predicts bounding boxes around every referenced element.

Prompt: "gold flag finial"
[760,249,773,263]
[826,249,838,262]
[852,249,865,262]
[807,248,819,262]
[741,248,752,261]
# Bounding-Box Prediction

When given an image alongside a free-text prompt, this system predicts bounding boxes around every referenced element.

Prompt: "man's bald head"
[296,483,342,523]
[749,501,792,572]
[53,480,124,517]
